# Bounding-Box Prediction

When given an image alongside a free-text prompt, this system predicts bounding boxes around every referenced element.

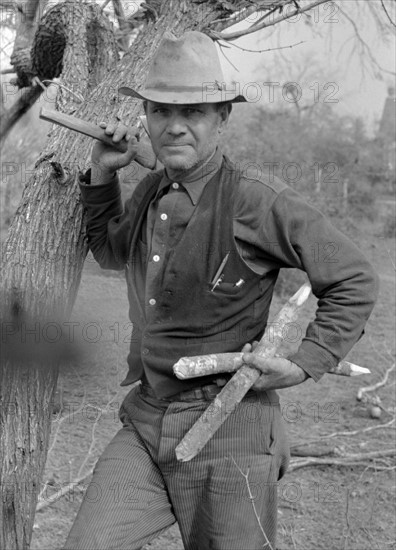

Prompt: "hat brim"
[119,86,247,104]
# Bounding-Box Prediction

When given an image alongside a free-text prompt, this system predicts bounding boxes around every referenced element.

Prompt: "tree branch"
[357,363,395,400]
[288,448,396,472]
[218,39,305,54]
[230,455,275,550]
[380,0,396,28]
[100,0,112,11]
[338,4,396,76]
[112,0,129,51]
[36,471,92,512]
[9,0,44,86]
[290,417,395,449]
[0,84,43,149]
[213,0,330,41]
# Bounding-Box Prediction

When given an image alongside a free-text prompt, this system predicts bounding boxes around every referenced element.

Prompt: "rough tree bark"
[0,2,120,547]
[0,0,251,547]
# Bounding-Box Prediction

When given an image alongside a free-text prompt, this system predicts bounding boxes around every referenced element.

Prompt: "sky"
[1,1,394,135]
[216,1,396,135]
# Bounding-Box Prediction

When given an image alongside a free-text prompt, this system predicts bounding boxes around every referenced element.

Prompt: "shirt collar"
[157,148,223,206]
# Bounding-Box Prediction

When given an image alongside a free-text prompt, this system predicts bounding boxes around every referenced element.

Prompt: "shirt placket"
[145,182,181,321]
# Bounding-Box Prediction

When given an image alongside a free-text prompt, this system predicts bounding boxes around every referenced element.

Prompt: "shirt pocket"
[206,280,245,295]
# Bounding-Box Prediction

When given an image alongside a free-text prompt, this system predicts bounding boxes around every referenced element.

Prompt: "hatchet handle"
[39,108,156,170]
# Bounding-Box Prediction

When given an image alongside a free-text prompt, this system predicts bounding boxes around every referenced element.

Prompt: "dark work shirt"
[79,148,379,383]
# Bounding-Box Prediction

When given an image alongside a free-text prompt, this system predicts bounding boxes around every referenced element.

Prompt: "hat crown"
[119,31,246,104]
[145,31,225,94]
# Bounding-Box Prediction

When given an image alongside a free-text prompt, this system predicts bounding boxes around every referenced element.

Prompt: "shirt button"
[153,255,160,262]
[149,298,156,306]
[172,182,179,189]
[142,348,149,355]
[160,213,168,221]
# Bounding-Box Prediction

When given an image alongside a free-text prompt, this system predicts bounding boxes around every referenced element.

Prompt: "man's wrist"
[79,168,118,188]
[91,164,117,186]
[288,360,309,383]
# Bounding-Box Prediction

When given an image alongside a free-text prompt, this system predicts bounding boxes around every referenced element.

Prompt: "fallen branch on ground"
[288,417,395,450]
[288,448,396,472]
[36,448,395,511]
[357,363,395,400]
[36,471,92,511]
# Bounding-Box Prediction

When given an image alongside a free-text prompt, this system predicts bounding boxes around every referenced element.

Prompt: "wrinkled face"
[145,101,230,173]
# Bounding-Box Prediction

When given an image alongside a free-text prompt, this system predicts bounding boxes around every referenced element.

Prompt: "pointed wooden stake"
[175,283,312,462]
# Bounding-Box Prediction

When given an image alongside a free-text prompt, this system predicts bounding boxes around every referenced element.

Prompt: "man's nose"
[166,114,186,135]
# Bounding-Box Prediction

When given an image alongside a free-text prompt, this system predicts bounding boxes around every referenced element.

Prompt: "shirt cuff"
[288,339,339,382]
[78,169,121,204]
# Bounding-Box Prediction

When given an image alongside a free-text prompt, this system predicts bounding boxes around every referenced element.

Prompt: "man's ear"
[218,102,232,132]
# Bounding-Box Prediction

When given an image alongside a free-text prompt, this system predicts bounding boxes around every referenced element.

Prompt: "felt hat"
[119,31,246,104]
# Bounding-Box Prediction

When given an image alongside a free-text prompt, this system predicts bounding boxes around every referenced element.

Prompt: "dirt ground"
[30,216,395,550]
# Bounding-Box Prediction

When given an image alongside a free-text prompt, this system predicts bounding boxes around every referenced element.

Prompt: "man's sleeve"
[79,170,132,270]
[260,187,379,381]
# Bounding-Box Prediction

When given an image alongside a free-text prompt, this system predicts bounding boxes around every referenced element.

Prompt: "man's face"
[145,101,230,172]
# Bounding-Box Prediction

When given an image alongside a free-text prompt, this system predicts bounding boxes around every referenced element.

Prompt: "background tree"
[0,0,395,548]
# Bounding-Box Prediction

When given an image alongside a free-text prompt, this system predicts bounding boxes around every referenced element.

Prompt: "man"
[64,32,378,550]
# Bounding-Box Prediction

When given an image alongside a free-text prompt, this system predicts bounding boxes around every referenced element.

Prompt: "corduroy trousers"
[63,383,289,550]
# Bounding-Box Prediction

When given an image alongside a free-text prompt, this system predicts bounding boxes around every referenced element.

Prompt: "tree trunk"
[0,2,119,547]
[0,0,245,547]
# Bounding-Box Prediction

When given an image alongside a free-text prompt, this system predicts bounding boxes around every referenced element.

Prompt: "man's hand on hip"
[242,352,308,391]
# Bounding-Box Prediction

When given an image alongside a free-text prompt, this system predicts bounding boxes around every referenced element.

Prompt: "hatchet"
[39,108,156,170]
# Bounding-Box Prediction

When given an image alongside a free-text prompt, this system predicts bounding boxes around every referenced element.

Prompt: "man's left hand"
[241,352,308,391]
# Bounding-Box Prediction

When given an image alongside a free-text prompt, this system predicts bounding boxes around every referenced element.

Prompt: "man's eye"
[185,108,201,116]
[151,105,169,116]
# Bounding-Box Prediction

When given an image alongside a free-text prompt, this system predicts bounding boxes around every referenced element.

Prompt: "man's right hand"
[91,122,140,186]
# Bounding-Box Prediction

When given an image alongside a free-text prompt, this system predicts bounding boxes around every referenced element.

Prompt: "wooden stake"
[175,283,311,462]
[174,355,369,379]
